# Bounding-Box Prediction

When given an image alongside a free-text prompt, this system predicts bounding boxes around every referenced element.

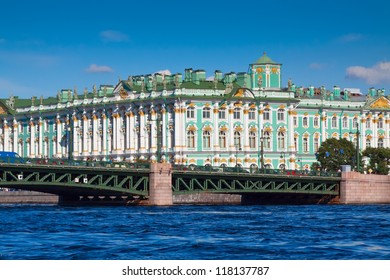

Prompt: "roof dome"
[254,52,279,65]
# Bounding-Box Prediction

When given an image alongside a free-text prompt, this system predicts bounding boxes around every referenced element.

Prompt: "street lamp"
[297,156,303,171]
[349,129,360,172]
[280,152,286,171]
[259,129,270,173]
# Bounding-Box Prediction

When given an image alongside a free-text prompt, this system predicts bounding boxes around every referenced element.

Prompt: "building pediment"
[367,96,390,109]
[232,88,255,98]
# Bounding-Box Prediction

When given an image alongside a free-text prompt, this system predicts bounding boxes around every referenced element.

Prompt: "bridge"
[0,162,341,205]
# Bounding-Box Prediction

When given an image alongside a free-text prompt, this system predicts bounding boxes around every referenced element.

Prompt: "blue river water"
[0,204,389,260]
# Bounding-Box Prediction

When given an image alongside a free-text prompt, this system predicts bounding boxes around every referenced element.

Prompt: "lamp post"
[297,156,303,171]
[280,152,286,172]
[349,129,360,172]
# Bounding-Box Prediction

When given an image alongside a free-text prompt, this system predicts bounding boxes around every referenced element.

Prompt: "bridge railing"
[172,164,341,177]
[22,158,150,169]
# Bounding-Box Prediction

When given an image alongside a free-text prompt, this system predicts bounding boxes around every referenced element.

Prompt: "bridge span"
[0,162,341,205]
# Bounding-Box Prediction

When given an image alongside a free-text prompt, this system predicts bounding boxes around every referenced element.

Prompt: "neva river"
[0,204,389,260]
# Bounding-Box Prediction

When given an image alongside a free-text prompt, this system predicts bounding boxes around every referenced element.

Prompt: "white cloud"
[100,30,129,43]
[85,64,114,73]
[153,69,171,76]
[346,61,390,84]
[338,33,363,43]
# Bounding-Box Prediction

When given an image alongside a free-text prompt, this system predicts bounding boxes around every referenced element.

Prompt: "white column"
[72,116,78,157]
[38,118,43,157]
[243,105,249,151]
[56,118,62,157]
[372,114,378,148]
[321,112,327,143]
[161,107,167,151]
[174,104,180,152]
[129,111,135,155]
[92,114,98,155]
[102,113,108,159]
[30,120,35,156]
[213,104,219,151]
[82,115,89,156]
[386,114,390,147]
[13,120,18,153]
[139,110,146,153]
[125,112,131,151]
[3,120,10,151]
[361,117,366,150]
[228,105,234,150]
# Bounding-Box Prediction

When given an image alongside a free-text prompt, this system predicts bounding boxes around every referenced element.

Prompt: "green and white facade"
[1,53,389,170]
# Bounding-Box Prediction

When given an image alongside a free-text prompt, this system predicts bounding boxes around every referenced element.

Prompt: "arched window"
[219,130,227,148]
[187,130,195,148]
[264,131,271,149]
[302,116,308,127]
[353,117,358,129]
[303,137,309,152]
[331,116,337,128]
[366,118,371,129]
[263,109,270,121]
[277,109,285,122]
[248,108,256,120]
[313,116,319,127]
[218,108,226,119]
[277,131,285,149]
[202,107,211,119]
[233,107,241,120]
[366,138,371,148]
[249,131,256,148]
[202,130,211,148]
[187,106,195,119]
[378,138,384,148]
[234,131,241,148]
[314,137,319,152]
[342,116,348,128]
[378,118,384,129]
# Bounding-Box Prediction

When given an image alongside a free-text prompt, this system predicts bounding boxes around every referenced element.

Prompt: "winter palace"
[1,53,389,170]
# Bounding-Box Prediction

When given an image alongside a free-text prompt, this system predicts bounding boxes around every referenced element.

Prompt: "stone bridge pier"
[148,163,173,206]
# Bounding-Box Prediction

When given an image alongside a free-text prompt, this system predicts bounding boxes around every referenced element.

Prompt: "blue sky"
[1,0,389,98]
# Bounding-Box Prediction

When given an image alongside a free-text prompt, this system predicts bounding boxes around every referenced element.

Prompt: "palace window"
[233,108,241,120]
[234,131,242,148]
[303,137,309,153]
[218,109,226,119]
[203,130,211,148]
[248,108,256,120]
[219,130,227,148]
[302,116,308,127]
[366,118,371,129]
[378,138,384,148]
[313,116,319,127]
[187,130,195,148]
[249,131,256,148]
[263,131,271,149]
[331,116,338,129]
[342,117,348,129]
[187,106,195,119]
[263,109,270,121]
[314,137,319,152]
[366,138,371,148]
[277,131,285,149]
[277,109,285,122]
[203,107,211,119]
[378,118,384,129]
[293,117,297,127]
[353,117,358,129]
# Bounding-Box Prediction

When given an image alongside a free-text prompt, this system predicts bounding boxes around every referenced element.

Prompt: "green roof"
[253,52,279,65]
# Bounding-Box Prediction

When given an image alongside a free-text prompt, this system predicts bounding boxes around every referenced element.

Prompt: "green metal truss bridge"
[0,163,340,202]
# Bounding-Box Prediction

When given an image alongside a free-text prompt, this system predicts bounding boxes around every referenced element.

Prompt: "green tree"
[316,138,359,171]
[362,147,390,175]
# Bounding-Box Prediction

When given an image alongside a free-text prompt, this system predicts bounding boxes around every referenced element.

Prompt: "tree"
[362,147,390,175]
[316,138,358,171]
